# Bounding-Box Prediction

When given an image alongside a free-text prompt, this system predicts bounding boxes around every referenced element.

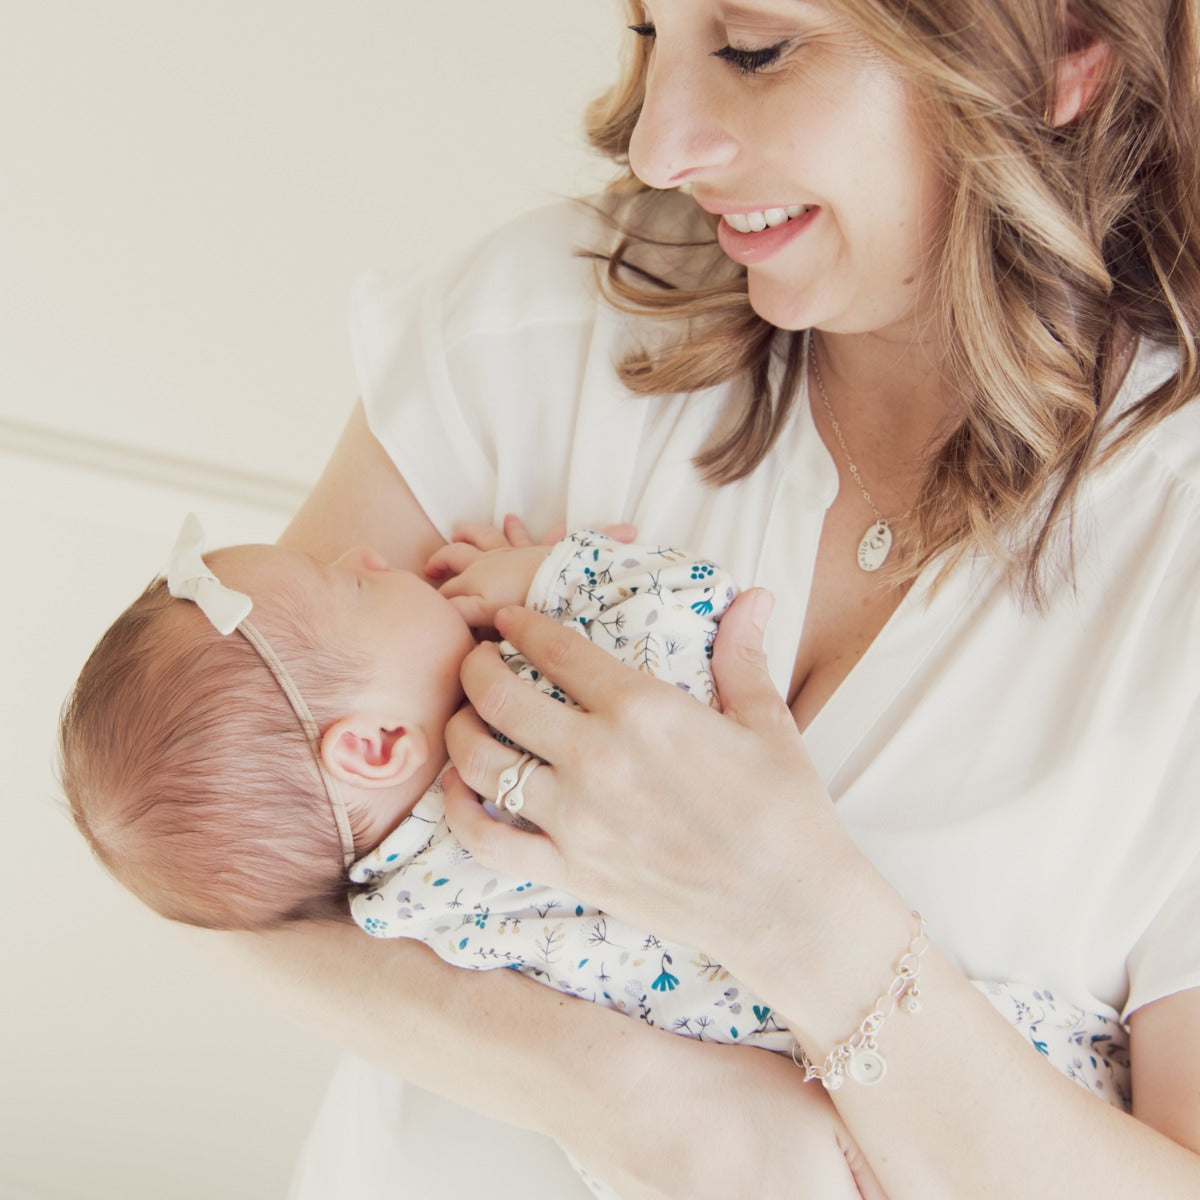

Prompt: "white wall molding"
[0,417,308,516]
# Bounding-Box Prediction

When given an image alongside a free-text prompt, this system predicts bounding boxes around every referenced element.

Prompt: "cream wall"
[0,4,621,1197]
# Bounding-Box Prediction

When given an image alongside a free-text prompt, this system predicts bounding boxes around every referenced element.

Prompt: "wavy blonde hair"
[584,0,1200,594]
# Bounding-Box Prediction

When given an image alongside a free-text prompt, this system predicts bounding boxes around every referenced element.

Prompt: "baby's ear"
[320,717,429,789]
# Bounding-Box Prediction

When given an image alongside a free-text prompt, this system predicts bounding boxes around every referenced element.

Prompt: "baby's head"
[59,521,474,930]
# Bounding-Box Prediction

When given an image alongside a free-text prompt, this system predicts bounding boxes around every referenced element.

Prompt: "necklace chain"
[809,338,896,573]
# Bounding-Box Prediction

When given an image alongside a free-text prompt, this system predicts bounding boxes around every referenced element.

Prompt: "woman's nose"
[628,44,739,190]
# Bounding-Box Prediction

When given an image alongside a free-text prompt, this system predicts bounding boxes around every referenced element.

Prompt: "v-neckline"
[751,375,981,790]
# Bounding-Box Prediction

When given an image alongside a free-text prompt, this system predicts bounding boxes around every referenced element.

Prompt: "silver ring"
[495,752,542,815]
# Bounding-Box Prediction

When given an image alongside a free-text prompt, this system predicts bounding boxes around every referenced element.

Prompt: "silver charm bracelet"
[792,912,929,1090]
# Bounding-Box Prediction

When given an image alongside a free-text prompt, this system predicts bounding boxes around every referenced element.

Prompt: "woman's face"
[627,0,945,338]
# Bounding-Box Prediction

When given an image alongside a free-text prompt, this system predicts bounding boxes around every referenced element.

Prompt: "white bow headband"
[165,514,357,868]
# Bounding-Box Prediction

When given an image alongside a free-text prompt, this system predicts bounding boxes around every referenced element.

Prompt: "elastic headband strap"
[237,620,357,869]
[164,513,356,868]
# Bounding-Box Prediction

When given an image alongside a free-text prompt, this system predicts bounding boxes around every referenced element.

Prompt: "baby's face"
[213,542,475,732]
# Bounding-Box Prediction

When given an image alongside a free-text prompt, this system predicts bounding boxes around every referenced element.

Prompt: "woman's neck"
[808,330,957,519]
[814,330,955,452]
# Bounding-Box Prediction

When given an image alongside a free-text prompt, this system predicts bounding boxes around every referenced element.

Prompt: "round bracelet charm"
[847,1047,888,1085]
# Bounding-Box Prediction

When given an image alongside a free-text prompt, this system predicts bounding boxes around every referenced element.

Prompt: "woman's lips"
[716,204,820,265]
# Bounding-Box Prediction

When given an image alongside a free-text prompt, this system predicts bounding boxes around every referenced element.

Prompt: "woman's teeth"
[722,205,808,234]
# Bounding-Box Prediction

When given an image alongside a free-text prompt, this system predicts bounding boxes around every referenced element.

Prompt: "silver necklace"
[810,343,895,573]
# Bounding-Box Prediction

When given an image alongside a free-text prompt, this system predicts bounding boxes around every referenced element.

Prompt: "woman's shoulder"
[445,200,620,339]
[353,200,616,347]
[347,199,627,418]
[1124,341,1200,498]
[351,190,716,352]
[1104,340,1200,499]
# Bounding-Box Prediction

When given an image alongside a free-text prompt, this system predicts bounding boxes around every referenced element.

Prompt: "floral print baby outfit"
[349,530,1130,1105]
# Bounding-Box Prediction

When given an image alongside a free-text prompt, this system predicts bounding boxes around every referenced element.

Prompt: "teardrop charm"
[857,521,893,572]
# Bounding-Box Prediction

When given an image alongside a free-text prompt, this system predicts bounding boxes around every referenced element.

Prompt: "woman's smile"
[713,203,820,265]
[627,0,945,334]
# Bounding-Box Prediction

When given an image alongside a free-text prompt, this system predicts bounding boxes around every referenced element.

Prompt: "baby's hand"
[425,523,550,628]
[426,517,639,628]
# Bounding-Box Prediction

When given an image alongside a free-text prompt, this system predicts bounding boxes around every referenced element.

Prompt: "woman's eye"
[628,22,790,76]
[712,39,789,75]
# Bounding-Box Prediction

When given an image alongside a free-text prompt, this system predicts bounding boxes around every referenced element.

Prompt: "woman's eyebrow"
[721,0,821,28]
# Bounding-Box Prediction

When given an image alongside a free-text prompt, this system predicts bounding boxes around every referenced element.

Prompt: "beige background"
[1,3,620,1197]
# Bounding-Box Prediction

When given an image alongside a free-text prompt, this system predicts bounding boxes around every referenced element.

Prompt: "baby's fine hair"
[59,568,372,931]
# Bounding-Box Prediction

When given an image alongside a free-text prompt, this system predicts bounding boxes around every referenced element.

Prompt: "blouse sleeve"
[1123,856,1200,1020]
[1122,702,1200,1019]
[1119,414,1200,1021]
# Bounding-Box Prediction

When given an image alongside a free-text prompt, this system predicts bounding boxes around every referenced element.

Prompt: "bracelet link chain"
[791,912,928,1090]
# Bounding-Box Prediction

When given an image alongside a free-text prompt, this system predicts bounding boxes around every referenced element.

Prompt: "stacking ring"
[495,751,543,815]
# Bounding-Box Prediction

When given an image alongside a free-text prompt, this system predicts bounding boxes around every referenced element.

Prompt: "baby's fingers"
[446,593,498,629]
[450,522,514,551]
[425,542,484,580]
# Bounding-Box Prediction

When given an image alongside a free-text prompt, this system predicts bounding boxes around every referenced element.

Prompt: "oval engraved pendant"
[857,521,893,573]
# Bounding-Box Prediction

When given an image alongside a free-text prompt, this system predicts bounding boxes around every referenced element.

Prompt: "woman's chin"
[745,276,822,333]
[746,274,924,340]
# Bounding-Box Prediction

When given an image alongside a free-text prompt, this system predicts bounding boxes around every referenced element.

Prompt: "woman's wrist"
[719,836,919,1059]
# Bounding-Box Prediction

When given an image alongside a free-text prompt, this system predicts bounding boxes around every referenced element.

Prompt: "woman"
[256,0,1200,1194]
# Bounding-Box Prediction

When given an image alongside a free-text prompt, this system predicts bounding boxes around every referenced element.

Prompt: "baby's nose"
[358,546,390,571]
[336,545,390,572]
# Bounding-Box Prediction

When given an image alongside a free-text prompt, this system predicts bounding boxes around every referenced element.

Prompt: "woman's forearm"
[748,862,1200,1200]
[445,602,1200,1197]
[215,920,645,1139]
[211,919,889,1199]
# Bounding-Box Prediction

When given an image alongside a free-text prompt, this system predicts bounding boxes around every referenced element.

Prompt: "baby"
[61,516,794,1044]
[60,517,1132,1101]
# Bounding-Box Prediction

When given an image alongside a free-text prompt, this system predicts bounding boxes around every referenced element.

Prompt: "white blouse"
[352,199,1200,1024]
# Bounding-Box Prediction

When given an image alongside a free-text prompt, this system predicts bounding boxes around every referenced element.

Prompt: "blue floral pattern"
[348,531,787,1047]
[972,981,1131,1111]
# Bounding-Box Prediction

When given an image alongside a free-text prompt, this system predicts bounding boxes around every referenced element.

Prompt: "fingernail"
[749,588,775,633]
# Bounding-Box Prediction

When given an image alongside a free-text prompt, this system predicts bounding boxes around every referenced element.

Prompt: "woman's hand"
[443,588,854,965]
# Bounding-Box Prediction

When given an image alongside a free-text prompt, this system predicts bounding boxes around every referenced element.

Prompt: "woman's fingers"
[523,517,637,547]
[442,766,566,885]
[710,589,791,731]
[490,605,651,714]
[443,701,521,801]
[502,514,537,546]
[449,644,580,790]
[595,521,638,544]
